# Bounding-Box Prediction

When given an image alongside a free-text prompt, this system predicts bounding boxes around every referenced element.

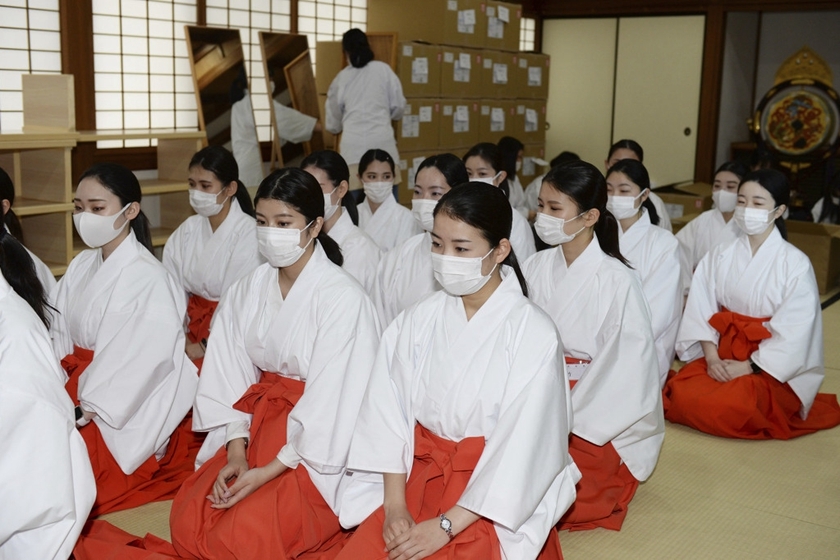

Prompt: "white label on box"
[665,202,684,219]
[403,44,413,57]
[462,9,476,25]
[444,52,454,63]
[405,104,412,114]
[458,53,471,70]
[486,6,495,16]
[454,105,469,122]
[419,106,433,122]
[453,60,470,83]
[493,63,508,84]
[443,105,454,116]
[481,105,490,115]
[497,5,510,22]
[401,115,420,138]
[522,157,536,176]
[454,120,469,133]
[448,0,458,10]
[412,57,429,84]
[517,104,525,114]
[519,57,528,69]
[483,57,493,69]
[458,10,475,33]
[525,108,538,132]
[488,16,504,39]
[528,66,542,87]
[490,107,505,132]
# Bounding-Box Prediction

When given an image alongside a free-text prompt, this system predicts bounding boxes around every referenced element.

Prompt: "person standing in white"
[325,28,406,196]
[301,150,381,292]
[607,159,682,387]
[0,228,95,560]
[605,139,672,232]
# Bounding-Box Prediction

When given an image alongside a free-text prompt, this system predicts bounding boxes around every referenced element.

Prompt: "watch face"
[440,517,452,531]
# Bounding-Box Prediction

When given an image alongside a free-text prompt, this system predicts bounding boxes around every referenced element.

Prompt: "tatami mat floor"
[100,290,840,559]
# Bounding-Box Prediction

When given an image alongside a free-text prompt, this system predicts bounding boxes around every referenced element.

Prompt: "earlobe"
[338,181,349,198]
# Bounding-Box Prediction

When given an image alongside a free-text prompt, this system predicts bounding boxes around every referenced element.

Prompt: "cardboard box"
[656,182,713,220]
[520,143,547,186]
[514,53,550,99]
[484,1,522,52]
[438,99,480,151]
[397,42,442,98]
[670,213,699,235]
[396,98,441,152]
[397,150,438,206]
[786,221,840,294]
[478,99,516,145]
[513,99,547,144]
[480,49,518,99]
[315,41,344,95]
[367,0,487,49]
[440,46,483,98]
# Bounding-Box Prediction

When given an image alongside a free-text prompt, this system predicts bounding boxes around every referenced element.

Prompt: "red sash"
[170,372,348,560]
[336,424,564,560]
[663,308,840,439]
[187,294,219,370]
[62,346,201,518]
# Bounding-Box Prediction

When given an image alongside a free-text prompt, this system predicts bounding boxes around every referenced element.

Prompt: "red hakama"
[169,372,348,560]
[186,294,219,371]
[663,309,840,439]
[335,424,564,560]
[62,346,202,517]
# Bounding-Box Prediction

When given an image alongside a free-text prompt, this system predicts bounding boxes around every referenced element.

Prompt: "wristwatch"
[749,358,761,373]
[439,514,454,540]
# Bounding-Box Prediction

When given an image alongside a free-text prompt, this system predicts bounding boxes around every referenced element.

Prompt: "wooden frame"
[284,50,326,155]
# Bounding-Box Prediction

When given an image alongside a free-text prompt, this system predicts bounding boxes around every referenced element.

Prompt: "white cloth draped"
[357,196,420,253]
[328,209,381,293]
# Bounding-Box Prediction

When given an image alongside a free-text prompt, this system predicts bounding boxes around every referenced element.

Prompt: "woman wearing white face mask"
[170,167,380,559]
[675,161,747,296]
[371,153,469,327]
[50,163,199,517]
[464,142,536,261]
[302,150,381,292]
[665,169,840,439]
[163,146,263,367]
[356,148,420,252]
[337,184,579,560]
[606,159,682,388]
[523,160,663,532]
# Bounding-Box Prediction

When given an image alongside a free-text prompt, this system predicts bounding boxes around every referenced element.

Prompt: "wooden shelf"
[140,179,189,195]
[0,130,77,150]
[46,262,68,277]
[76,128,206,142]
[13,197,74,216]
[151,227,177,247]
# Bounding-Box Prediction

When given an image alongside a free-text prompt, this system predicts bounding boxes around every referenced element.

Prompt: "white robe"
[325,61,405,166]
[675,208,739,294]
[810,196,839,224]
[647,191,672,233]
[230,91,264,188]
[50,230,199,474]
[192,245,380,513]
[163,199,263,303]
[508,174,529,219]
[510,206,536,262]
[523,236,664,481]
[272,100,317,144]
[371,232,439,328]
[328,209,381,293]
[523,174,544,215]
[619,210,682,387]
[340,271,581,559]
[357,196,420,253]
[0,274,95,560]
[676,228,824,418]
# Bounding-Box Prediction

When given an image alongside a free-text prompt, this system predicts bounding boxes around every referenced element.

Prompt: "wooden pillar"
[60,0,95,181]
[694,6,726,183]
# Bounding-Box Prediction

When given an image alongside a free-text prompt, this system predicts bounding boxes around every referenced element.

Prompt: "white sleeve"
[273,100,318,144]
[325,77,343,134]
[389,69,406,121]
[675,251,720,361]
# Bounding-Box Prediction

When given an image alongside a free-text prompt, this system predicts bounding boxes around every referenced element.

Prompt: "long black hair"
[606,159,660,226]
[416,153,469,188]
[435,182,529,297]
[740,169,789,240]
[497,135,524,182]
[79,163,153,253]
[0,226,53,328]
[189,145,256,217]
[463,142,510,197]
[608,139,644,162]
[543,160,631,267]
[301,149,359,225]
[358,148,396,176]
[255,167,343,266]
[0,167,24,242]
[342,28,374,68]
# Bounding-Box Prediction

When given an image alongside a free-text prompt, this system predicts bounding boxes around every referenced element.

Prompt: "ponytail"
[0,227,53,328]
[317,231,344,267]
[0,167,24,241]
[641,197,660,226]
[503,248,529,298]
[594,208,632,267]
[233,179,256,217]
[342,29,374,68]
[3,208,24,242]
[132,210,154,253]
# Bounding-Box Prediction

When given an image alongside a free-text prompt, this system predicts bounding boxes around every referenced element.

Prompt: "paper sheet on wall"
[490,107,505,132]
[528,66,542,86]
[419,106,432,122]
[525,108,538,132]
[412,58,429,83]
[493,63,508,84]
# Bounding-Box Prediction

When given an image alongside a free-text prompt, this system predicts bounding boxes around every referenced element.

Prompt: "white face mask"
[73,204,131,248]
[411,198,437,232]
[733,206,777,236]
[534,211,585,246]
[324,188,340,221]
[712,189,738,213]
[189,188,228,217]
[606,189,647,220]
[431,247,497,296]
[256,221,313,268]
[363,181,393,204]
[471,172,501,187]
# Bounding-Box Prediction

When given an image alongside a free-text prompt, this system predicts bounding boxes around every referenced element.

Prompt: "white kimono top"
[676,228,824,418]
[358,196,420,253]
[163,199,263,302]
[325,61,406,166]
[4,224,56,294]
[192,245,380,513]
[811,196,839,224]
[523,235,664,481]
[340,271,581,559]
[511,206,537,262]
[0,274,95,560]
[523,174,544,215]
[273,100,317,144]
[619,210,682,387]
[371,232,439,328]
[647,191,672,232]
[675,208,739,294]
[508,174,529,219]
[50,230,199,474]
[230,91,264,188]
[329,209,381,293]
